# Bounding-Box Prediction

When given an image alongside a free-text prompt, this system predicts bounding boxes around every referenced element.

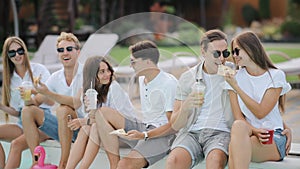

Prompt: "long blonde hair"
[1,37,34,122]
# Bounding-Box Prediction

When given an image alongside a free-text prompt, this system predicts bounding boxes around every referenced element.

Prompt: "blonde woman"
[0,37,51,168]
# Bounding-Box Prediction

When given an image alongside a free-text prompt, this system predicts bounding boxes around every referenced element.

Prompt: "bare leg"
[228,143,234,169]
[96,107,125,169]
[230,120,282,169]
[117,150,147,169]
[5,131,50,169]
[66,125,90,169]
[0,123,24,168]
[0,143,5,169]
[56,105,76,169]
[79,124,100,169]
[21,106,46,163]
[205,149,227,169]
[230,120,252,169]
[165,147,192,169]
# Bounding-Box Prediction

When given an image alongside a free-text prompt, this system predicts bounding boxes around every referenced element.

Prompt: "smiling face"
[232,40,253,67]
[97,61,112,85]
[202,39,229,73]
[57,40,79,68]
[8,42,25,66]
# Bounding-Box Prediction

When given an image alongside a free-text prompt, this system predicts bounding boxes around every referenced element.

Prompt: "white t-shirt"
[46,63,84,117]
[10,62,51,111]
[139,71,177,127]
[101,80,135,119]
[225,68,291,129]
[175,63,230,132]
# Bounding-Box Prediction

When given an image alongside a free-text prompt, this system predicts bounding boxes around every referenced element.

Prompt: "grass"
[110,44,300,82]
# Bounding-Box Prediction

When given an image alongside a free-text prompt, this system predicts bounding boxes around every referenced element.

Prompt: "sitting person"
[225,31,292,169]
[0,36,50,169]
[66,56,135,169]
[21,32,84,169]
[95,40,178,169]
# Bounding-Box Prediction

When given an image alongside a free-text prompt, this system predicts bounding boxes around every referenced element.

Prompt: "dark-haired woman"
[66,56,134,169]
[225,31,292,169]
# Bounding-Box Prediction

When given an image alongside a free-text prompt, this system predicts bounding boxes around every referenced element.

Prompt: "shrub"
[280,20,300,37]
[242,4,260,26]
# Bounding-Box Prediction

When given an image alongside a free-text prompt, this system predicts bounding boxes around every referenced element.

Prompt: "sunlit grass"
[110,44,300,82]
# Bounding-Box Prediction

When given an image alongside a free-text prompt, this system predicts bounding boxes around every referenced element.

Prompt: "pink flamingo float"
[32,146,58,169]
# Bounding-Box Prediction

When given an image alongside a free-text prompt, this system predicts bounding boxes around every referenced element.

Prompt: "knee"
[21,106,35,121]
[56,105,73,120]
[95,109,106,124]
[231,120,249,136]
[206,150,227,167]
[166,153,180,167]
[10,139,26,152]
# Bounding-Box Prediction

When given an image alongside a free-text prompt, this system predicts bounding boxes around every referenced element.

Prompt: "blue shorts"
[16,110,23,128]
[38,108,79,142]
[274,129,287,161]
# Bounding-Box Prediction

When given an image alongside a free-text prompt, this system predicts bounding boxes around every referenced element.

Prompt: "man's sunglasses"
[57,46,78,53]
[7,48,25,58]
[212,49,230,58]
[231,48,240,56]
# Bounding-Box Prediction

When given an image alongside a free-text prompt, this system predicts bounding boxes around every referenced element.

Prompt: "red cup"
[261,129,274,144]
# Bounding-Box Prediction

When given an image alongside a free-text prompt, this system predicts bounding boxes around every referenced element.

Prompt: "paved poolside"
[0,87,299,169]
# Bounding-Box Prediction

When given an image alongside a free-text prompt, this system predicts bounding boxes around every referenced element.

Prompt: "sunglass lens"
[17,48,25,55]
[7,50,16,58]
[66,46,73,52]
[232,48,240,56]
[57,48,64,53]
[223,51,230,58]
[213,51,220,58]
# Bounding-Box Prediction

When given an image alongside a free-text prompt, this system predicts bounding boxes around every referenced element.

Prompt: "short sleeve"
[164,78,178,112]
[268,70,291,95]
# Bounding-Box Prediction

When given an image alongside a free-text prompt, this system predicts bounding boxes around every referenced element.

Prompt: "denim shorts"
[16,110,22,128]
[274,129,287,161]
[38,108,79,142]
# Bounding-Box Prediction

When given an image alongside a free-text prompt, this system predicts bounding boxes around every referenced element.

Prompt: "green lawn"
[110,44,300,82]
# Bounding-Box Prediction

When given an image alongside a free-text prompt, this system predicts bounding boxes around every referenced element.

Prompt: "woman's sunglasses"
[232,48,240,56]
[212,49,230,58]
[57,46,78,53]
[7,48,25,58]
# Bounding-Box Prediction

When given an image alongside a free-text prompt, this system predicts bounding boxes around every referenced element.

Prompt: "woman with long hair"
[0,36,51,168]
[225,31,292,169]
[66,56,135,169]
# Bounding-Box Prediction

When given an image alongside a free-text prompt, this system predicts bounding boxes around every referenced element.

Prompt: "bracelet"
[142,131,149,141]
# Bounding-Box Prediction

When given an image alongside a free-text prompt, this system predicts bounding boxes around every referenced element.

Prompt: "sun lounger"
[267,51,300,78]
[78,33,119,65]
[30,35,62,73]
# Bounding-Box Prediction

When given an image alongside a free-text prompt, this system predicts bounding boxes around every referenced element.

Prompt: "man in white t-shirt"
[95,40,178,169]
[166,29,233,169]
[21,32,83,169]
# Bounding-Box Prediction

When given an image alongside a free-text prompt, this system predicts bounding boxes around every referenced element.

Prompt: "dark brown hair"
[232,31,285,112]
[200,29,228,51]
[129,40,159,64]
[83,56,114,105]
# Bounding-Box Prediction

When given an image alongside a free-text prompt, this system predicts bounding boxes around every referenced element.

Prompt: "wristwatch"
[143,131,149,141]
